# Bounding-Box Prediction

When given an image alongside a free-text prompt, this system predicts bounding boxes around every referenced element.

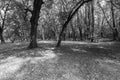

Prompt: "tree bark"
[85,3,91,40]
[71,25,76,41]
[79,27,83,40]
[76,11,83,41]
[0,28,5,43]
[113,28,118,40]
[100,17,105,38]
[28,0,44,49]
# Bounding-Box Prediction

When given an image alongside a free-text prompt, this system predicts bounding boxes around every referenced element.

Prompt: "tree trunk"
[72,28,76,41]
[0,28,5,43]
[86,3,91,41]
[0,32,5,43]
[28,0,43,49]
[42,27,45,40]
[90,0,94,42]
[113,28,119,40]
[76,11,83,41]
[100,17,105,38]
[71,21,76,41]
[79,27,83,40]
[56,23,67,47]
[110,0,118,40]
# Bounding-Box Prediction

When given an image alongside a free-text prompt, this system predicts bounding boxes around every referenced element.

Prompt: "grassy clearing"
[0,41,120,80]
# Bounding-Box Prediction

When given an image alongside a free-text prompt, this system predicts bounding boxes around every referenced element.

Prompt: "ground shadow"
[53,42,120,61]
[0,41,120,80]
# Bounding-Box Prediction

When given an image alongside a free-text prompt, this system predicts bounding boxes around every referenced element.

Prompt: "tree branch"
[24,8,33,13]
[97,1,114,31]
[56,0,92,47]
[110,0,120,9]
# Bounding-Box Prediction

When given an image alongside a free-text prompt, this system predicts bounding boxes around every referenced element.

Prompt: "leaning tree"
[56,0,93,47]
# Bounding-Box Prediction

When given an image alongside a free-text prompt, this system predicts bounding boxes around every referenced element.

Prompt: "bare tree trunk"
[71,26,76,41]
[90,0,94,42]
[110,0,118,40]
[100,17,105,38]
[86,3,91,41]
[42,27,45,40]
[79,27,83,40]
[28,0,43,49]
[0,28,5,43]
[98,1,118,40]
[84,4,88,40]
[56,23,68,47]
[113,28,118,40]
[76,11,83,41]
[70,20,76,41]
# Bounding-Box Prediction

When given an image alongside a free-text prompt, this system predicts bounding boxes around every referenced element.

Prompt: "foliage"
[0,0,119,44]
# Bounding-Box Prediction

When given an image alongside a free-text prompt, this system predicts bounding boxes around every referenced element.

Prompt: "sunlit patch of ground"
[0,56,30,80]
[0,50,57,80]
[71,48,87,53]
[29,50,57,63]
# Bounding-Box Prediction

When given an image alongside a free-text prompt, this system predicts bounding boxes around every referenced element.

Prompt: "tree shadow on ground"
[0,41,58,60]
[0,41,120,61]
[0,43,48,60]
[52,42,120,80]
[53,42,120,61]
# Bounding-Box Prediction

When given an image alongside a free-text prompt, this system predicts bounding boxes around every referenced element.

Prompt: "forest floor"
[0,41,120,80]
